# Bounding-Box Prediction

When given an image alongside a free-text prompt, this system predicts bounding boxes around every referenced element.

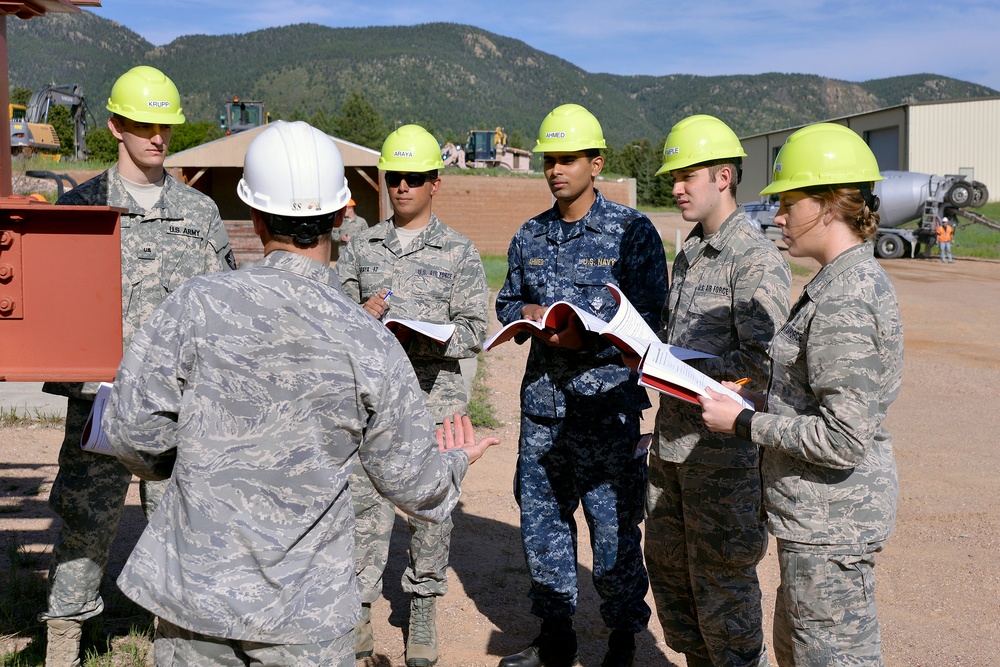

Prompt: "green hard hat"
[106,65,186,125]
[761,123,883,195]
[378,124,444,172]
[656,114,746,176]
[532,104,607,153]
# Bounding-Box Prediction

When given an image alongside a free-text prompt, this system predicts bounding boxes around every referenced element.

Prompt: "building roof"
[164,124,380,169]
[0,0,99,17]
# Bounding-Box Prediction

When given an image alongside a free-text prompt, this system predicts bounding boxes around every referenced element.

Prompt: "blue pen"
[383,290,393,302]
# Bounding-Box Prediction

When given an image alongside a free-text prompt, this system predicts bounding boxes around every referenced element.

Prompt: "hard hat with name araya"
[106,65,186,125]
[378,124,444,173]
[533,104,606,153]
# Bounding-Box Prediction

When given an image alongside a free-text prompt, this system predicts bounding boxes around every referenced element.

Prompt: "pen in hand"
[378,290,393,320]
[734,377,752,387]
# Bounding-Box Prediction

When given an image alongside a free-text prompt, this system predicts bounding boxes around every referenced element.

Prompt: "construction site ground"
[1,212,998,666]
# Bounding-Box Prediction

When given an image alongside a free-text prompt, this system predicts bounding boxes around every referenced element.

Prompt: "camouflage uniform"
[751,242,903,666]
[336,212,368,255]
[495,189,666,630]
[40,165,235,623]
[104,250,469,664]
[337,213,488,602]
[647,208,790,666]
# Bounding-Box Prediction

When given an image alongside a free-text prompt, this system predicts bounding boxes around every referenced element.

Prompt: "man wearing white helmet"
[39,65,236,667]
[100,121,498,666]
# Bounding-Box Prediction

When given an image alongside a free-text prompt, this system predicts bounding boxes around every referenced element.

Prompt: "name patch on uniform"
[138,246,156,260]
[416,269,453,280]
[579,257,616,267]
[527,258,545,266]
[778,323,803,344]
[167,225,204,239]
[359,265,380,273]
[695,284,731,296]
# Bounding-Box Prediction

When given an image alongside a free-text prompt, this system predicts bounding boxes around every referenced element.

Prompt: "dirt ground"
[2,212,999,666]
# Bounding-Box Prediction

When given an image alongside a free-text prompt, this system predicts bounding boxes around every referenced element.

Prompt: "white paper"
[384,318,456,344]
[639,344,752,409]
[80,382,116,456]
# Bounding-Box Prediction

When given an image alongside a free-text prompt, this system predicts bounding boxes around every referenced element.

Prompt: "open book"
[384,318,456,345]
[638,344,752,409]
[484,283,716,363]
[80,382,115,456]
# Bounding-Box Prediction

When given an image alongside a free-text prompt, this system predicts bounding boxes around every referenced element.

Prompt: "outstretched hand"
[436,414,500,465]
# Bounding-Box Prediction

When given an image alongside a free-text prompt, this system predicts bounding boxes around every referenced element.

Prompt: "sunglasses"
[385,172,431,188]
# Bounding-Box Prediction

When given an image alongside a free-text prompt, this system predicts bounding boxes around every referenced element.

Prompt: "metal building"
[741,97,1000,202]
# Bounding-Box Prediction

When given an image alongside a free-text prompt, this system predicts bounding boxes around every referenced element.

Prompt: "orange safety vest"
[936,223,954,243]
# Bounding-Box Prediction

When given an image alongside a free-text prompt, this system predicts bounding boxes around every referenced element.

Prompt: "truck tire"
[946,182,973,208]
[971,182,989,208]
[876,234,906,260]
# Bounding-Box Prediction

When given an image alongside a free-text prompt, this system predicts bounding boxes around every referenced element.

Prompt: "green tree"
[47,104,75,157]
[170,121,224,154]
[85,127,118,163]
[10,86,32,107]
[334,92,388,150]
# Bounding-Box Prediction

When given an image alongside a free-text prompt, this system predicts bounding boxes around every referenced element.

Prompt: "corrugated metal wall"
[909,99,1000,200]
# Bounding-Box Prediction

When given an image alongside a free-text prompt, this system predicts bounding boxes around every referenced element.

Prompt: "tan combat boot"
[354,602,374,660]
[45,618,82,667]
[405,594,438,667]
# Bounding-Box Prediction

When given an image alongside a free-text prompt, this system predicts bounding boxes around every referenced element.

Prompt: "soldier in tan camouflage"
[646,115,790,667]
[336,123,488,667]
[334,197,368,260]
[103,120,499,667]
[39,66,236,667]
[700,123,903,666]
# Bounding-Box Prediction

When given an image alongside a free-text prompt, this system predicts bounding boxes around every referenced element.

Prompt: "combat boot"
[405,594,438,667]
[354,602,374,660]
[45,618,82,667]
[601,629,636,667]
[498,616,579,667]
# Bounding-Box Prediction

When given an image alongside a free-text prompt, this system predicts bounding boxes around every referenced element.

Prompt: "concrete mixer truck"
[744,171,998,259]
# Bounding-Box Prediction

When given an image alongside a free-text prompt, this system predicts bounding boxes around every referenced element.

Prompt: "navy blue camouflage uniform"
[495,189,667,631]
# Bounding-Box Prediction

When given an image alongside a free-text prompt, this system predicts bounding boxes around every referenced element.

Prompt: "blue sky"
[92,0,1000,91]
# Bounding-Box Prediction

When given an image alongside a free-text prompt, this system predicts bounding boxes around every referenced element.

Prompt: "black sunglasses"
[385,172,430,188]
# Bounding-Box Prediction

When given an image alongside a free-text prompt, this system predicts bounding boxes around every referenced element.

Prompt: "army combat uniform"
[337,213,488,603]
[40,165,235,624]
[495,190,667,631]
[104,250,469,666]
[336,212,368,257]
[750,242,903,666]
[647,208,790,667]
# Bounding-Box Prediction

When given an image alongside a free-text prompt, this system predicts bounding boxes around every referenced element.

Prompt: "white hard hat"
[237,120,351,217]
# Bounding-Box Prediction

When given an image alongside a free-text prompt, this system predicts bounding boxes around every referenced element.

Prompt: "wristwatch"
[734,408,755,441]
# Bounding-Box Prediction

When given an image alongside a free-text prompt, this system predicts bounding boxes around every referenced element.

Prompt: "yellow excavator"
[9,103,60,154]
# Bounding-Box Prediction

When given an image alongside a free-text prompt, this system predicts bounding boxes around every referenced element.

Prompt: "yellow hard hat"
[106,65,186,124]
[533,104,606,153]
[760,123,883,195]
[656,114,746,176]
[378,124,444,172]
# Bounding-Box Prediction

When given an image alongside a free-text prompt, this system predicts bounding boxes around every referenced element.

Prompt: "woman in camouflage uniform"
[700,123,903,666]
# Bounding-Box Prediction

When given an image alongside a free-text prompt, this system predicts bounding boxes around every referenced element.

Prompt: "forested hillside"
[10,12,996,149]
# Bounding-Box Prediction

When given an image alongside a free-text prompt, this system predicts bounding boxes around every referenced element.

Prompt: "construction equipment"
[221,96,268,135]
[744,171,996,259]
[464,129,531,171]
[9,103,60,154]
[10,84,91,160]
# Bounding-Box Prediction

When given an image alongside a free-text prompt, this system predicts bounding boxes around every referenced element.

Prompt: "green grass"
[481,254,509,291]
[0,406,64,428]
[467,353,500,429]
[953,202,1000,259]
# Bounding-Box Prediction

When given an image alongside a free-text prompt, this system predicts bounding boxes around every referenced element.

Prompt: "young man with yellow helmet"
[336,123,488,667]
[646,114,790,667]
[495,104,668,667]
[40,65,236,667]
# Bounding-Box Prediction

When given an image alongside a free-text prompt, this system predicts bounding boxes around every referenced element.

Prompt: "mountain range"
[9,11,998,147]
